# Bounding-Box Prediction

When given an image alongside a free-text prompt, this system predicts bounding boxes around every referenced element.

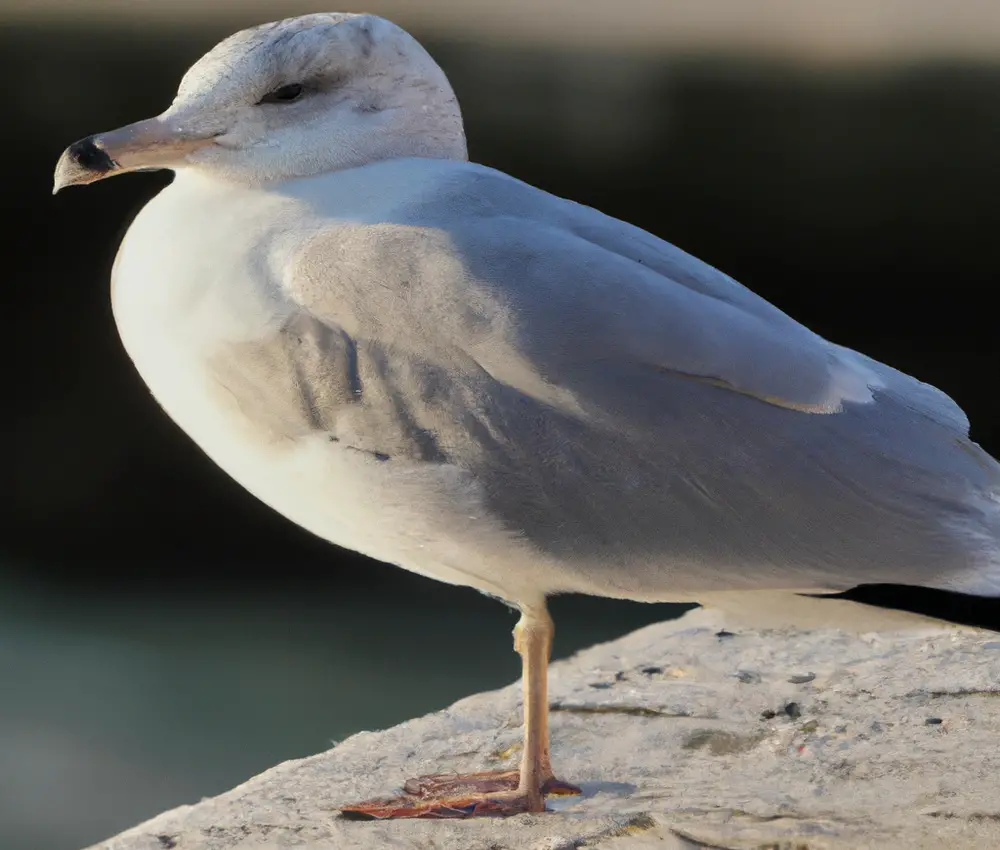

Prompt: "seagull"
[54,12,1000,818]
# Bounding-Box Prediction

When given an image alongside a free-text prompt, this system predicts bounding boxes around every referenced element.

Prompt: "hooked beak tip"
[53,136,119,195]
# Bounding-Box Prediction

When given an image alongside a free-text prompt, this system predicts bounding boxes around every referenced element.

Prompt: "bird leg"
[338,602,581,818]
[514,603,559,805]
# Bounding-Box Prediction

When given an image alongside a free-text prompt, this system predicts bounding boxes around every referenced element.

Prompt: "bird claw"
[338,769,581,819]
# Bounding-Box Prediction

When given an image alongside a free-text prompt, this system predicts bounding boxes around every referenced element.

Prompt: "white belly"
[108,178,550,604]
[121,309,550,599]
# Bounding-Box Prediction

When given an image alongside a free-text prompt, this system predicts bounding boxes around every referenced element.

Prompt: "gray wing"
[285,162,966,431]
[276,162,999,595]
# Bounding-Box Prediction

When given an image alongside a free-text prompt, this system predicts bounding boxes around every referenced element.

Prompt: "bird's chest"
[112,287,424,568]
[108,187,480,577]
[112,187,291,444]
[102,179,554,601]
[112,296,514,592]
[110,190,369,536]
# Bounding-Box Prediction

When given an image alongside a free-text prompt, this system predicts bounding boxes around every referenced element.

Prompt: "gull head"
[53,12,468,192]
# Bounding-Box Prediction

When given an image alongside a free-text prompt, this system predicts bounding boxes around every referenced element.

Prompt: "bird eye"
[259,83,305,104]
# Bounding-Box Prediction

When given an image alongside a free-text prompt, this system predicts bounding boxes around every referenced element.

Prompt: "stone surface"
[85,605,1000,850]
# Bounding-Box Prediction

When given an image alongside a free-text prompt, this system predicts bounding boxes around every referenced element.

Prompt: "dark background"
[4,3,1000,849]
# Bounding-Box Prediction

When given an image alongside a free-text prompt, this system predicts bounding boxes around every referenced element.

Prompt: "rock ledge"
[86,607,1000,850]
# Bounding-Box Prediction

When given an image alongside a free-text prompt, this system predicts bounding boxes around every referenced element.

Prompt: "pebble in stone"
[788,672,817,684]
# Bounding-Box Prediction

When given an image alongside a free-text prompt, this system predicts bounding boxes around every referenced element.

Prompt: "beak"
[53,115,217,194]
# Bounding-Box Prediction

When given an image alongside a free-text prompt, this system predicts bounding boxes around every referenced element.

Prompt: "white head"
[53,13,467,191]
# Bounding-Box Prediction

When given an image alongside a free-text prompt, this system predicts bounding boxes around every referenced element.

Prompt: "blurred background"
[5,1,1000,848]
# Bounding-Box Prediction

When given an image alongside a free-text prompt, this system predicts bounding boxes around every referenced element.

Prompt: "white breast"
[109,170,552,605]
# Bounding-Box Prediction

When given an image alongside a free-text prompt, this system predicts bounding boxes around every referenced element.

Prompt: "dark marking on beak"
[66,137,117,173]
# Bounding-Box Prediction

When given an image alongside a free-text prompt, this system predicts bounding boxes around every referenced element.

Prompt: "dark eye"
[259,83,304,104]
